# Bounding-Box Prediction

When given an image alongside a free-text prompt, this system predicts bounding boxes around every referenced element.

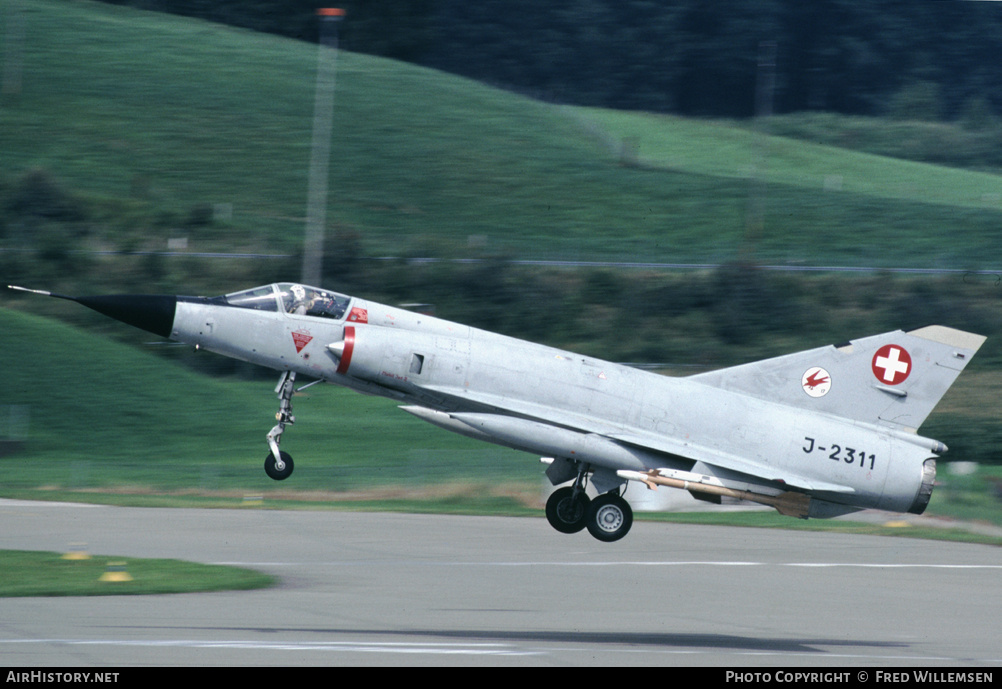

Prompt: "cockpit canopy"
[219,283,352,321]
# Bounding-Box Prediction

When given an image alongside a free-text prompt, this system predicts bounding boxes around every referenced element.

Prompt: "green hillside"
[577,108,1002,211]
[3,0,1002,275]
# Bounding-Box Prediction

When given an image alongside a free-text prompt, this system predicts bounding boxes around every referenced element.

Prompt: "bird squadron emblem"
[802,367,831,397]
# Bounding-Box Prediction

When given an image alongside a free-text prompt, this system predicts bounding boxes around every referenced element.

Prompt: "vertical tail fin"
[689,326,985,432]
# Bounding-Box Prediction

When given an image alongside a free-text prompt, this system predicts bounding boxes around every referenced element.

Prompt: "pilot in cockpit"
[287,284,313,315]
[283,284,349,319]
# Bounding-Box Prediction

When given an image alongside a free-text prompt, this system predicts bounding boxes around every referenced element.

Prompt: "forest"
[102,0,1002,119]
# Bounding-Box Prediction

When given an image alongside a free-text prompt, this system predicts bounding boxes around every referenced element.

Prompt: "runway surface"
[1,499,1000,666]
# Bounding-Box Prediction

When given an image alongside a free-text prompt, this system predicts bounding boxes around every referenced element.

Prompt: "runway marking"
[4,638,998,664]
[1,638,541,657]
[0,499,101,508]
[218,560,1002,570]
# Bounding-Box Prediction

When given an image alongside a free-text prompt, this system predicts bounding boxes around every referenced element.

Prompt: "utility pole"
[2,0,25,100]
[302,8,345,287]
[742,40,776,264]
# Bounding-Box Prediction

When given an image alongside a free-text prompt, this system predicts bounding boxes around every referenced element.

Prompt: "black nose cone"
[75,294,177,338]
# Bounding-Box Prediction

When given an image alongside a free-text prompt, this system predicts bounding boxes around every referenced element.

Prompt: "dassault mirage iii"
[8,282,986,541]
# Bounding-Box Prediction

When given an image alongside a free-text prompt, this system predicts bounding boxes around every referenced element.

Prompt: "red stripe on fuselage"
[336,325,355,374]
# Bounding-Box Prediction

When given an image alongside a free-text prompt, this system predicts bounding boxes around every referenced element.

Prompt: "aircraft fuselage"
[171,284,940,519]
[14,279,980,540]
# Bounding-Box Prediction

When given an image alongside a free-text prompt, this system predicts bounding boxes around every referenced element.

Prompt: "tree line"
[101,0,1002,120]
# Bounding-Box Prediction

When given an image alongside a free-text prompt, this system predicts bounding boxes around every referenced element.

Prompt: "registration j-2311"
[802,437,877,470]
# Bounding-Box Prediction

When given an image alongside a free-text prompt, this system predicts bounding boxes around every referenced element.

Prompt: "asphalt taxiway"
[1,499,1000,666]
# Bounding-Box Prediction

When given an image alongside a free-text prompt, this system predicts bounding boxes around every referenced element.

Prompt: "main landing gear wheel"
[586,492,633,542]
[545,486,591,534]
[264,451,294,481]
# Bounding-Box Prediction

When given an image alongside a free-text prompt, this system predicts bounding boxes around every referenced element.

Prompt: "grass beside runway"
[0,549,274,597]
[645,511,1002,547]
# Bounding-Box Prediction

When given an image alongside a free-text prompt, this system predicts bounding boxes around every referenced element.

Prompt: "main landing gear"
[544,463,634,542]
[265,371,297,480]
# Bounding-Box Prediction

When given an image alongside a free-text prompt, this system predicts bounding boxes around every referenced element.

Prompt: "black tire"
[264,451,294,481]
[545,486,590,534]
[585,493,633,542]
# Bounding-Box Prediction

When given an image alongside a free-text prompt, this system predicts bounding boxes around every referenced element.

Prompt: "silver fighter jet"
[9,282,986,542]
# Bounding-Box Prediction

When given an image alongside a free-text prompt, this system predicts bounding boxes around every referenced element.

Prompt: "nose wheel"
[265,450,294,481]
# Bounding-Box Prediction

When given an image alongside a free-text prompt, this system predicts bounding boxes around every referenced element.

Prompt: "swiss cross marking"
[872,345,911,385]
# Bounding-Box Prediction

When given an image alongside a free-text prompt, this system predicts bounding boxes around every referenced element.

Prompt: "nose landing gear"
[265,371,296,480]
